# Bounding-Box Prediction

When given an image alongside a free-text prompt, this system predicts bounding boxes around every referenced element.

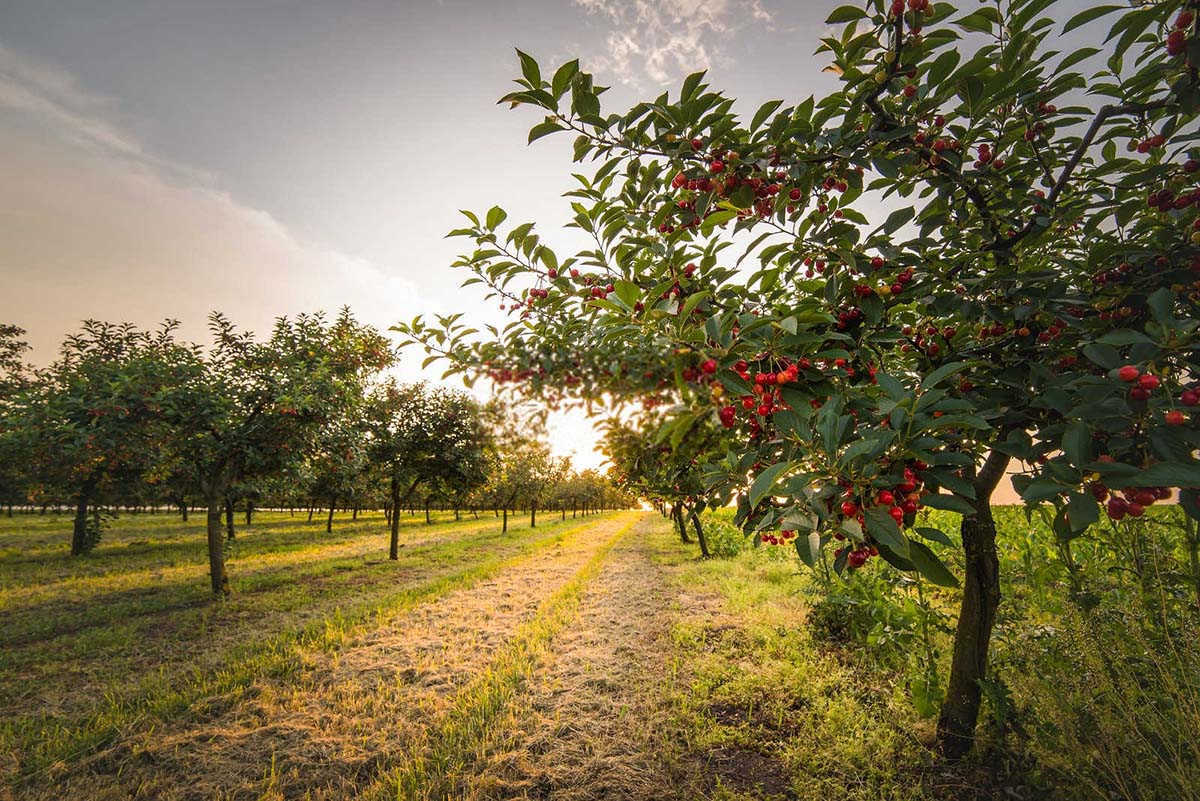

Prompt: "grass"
[363,512,641,800]
[0,507,615,787]
[6,505,1193,799]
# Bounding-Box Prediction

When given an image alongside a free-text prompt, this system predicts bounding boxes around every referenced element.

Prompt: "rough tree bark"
[689,509,711,558]
[936,448,1011,760]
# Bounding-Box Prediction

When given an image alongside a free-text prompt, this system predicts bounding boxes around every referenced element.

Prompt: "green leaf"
[485,206,508,230]
[864,506,910,559]
[1097,329,1153,346]
[701,210,738,234]
[923,492,976,515]
[795,530,822,567]
[1066,492,1099,533]
[907,540,959,587]
[826,5,867,24]
[528,120,565,144]
[876,372,907,402]
[749,461,791,508]
[516,49,541,87]
[881,206,915,234]
[551,59,579,98]
[920,362,968,390]
[915,526,954,546]
[1063,5,1123,33]
[680,70,706,101]
[751,99,784,132]
[1062,422,1091,467]
[955,9,996,32]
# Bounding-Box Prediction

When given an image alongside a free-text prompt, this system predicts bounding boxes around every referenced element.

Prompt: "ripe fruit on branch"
[1118,365,1140,382]
[1167,410,1187,426]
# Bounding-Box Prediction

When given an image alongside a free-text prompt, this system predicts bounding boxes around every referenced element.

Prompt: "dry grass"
[38,513,638,801]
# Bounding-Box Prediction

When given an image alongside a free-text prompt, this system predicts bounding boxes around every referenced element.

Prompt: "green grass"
[364,511,641,800]
[0,508,615,786]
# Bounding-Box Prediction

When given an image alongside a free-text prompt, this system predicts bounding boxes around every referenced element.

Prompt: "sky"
[0,0,1096,480]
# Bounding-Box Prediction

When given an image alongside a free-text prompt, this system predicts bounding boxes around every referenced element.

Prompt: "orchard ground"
[4,505,1194,800]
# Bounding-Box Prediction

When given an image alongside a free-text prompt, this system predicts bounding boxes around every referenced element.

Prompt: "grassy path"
[23,512,637,800]
[2,512,617,792]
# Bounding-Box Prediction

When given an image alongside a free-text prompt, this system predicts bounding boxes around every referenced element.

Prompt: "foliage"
[399,0,1200,754]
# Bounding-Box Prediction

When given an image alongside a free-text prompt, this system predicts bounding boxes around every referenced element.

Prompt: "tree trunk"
[225,498,235,540]
[206,494,230,596]
[353,505,358,521]
[326,499,335,533]
[425,499,431,525]
[245,502,253,526]
[70,489,91,556]
[389,477,402,560]
[561,507,566,521]
[308,505,315,522]
[690,510,711,558]
[671,503,690,543]
[502,507,508,534]
[530,504,537,528]
[936,449,1010,760]
[454,508,460,521]
[179,502,188,522]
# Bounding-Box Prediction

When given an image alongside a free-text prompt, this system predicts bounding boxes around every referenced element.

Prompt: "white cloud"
[574,0,772,86]
[0,43,420,364]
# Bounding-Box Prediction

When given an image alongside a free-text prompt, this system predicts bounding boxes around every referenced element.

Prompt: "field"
[3,506,1199,801]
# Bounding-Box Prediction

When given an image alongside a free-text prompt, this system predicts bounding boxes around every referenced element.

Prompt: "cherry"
[1166,410,1187,426]
[888,506,905,525]
[1168,29,1187,56]
[1138,374,1160,390]
[1117,365,1140,382]
[701,359,718,374]
[848,549,868,568]
[841,500,859,517]
[1182,389,1199,406]
[1106,496,1127,520]
[719,406,736,428]
[877,490,895,505]
[710,160,725,174]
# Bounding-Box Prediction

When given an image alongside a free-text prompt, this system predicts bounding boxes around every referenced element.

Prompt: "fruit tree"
[399,0,1200,756]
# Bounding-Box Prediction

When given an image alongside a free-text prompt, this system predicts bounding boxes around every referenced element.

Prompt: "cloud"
[573,0,771,86]
[0,43,420,365]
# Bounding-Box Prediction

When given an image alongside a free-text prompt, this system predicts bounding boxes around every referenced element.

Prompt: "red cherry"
[1181,390,1199,407]
[1117,365,1140,382]
[1106,497,1127,520]
[1166,410,1187,426]
[701,359,717,374]
[1138,374,1160,390]
[889,506,905,525]
[691,137,703,151]
[841,501,859,517]
[1127,502,1145,518]
[1168,29,1187,55]
[709,160,725,174]
[877,490,895,506]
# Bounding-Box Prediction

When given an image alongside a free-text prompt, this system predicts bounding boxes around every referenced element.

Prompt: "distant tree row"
[0,314,631,594]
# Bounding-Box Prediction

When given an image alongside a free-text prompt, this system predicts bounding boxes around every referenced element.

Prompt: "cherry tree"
[400,0,1200,756]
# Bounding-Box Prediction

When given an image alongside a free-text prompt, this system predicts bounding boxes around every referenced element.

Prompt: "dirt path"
[451,524,701,801]
[44,513,639,801]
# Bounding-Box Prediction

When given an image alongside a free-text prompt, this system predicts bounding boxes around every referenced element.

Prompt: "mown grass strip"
[360,512,641,801]
[0,511,556,649]
[4,513,620,787]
